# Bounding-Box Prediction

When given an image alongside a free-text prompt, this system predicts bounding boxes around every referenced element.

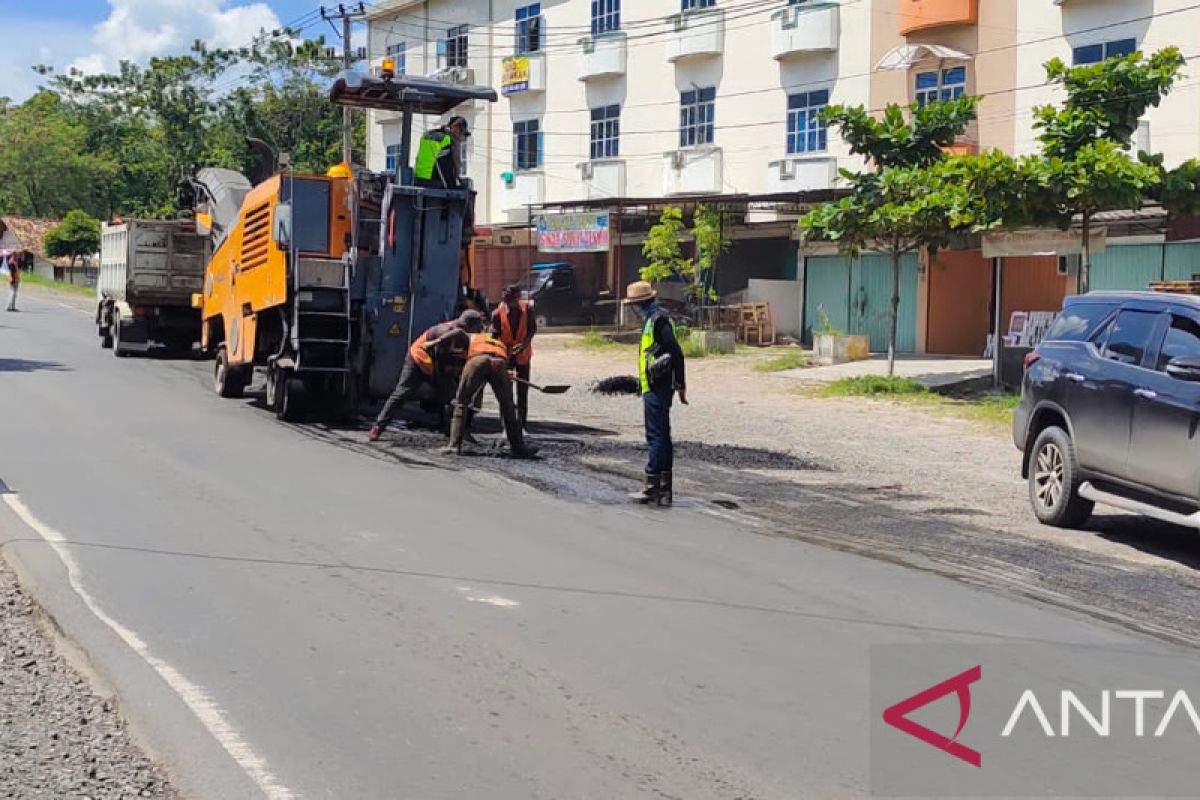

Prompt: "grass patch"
[681,334,709,359]
[820,375,930,397]
[938,392,1020,426]
[753,350,810,372]
[565,329,627,351]
[21,272,94,297]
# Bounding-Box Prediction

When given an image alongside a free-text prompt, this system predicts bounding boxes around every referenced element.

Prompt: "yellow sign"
[502,56,530,95]
[388,323,401,336]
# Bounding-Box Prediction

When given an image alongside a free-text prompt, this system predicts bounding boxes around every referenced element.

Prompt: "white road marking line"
[1,493,296,800]
[456,586,519,608]
[54,301,91,316]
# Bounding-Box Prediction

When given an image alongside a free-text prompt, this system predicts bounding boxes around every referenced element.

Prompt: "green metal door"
[850,254,918,352]
[803,255,852,344]
[1165,243,1200,282]
[1089,244,1163,290]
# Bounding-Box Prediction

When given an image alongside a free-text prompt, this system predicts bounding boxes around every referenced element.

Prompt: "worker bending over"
[368,310,485,442]
[624,281,686,506]
[446,333,538,459]
[491,284,536,428]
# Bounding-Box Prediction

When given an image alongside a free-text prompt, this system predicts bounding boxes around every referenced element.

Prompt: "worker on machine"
[414,116,469,190]
[491,284,536,429]
[368,310,485,442]
[445,333,538,459]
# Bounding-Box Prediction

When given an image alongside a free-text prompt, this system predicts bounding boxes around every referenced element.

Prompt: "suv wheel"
[1029,426,1094,528]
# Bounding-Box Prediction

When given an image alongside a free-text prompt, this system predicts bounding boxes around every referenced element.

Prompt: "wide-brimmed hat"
[623,280,657,304]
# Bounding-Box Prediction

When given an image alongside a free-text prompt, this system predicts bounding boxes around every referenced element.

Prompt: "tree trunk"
[888,250,901,378]
[1080,209,1092,295]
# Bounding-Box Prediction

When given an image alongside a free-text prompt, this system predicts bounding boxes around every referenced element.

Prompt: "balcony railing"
[770,2,839,60]
[578,32,628,80]
[662,146,723,195]
[898,0,977,35]
[665,9,725,63]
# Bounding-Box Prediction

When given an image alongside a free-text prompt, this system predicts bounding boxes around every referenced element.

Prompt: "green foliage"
[44,210,102,266]
[566,329,627,351]
[753,350,809,372]
[639,206,689,285]
[691,205,730,304]
[1159,158,1200,217]
[820,376,929,397]
[19,270,94,296]
[0,92,116,217]
[681,332,709,359]
[814,305,842,336]
[824,96,980,169]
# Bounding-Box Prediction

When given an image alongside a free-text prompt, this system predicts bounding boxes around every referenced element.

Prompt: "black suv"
[1014,292,1200,528]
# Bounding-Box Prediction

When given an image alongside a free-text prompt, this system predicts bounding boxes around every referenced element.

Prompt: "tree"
[44,210,102,267]
[640,205,690,288]
[691,205,731,307]
[798,96,980,376]
[1028,47,1185,291]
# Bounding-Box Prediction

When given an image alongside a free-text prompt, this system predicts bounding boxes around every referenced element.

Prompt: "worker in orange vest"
[368,310,484,442]
[490,284,536,428]
[445,332,538,458]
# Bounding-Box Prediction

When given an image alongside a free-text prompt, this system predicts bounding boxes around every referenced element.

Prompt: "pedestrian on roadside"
[3,250,19,312]
[367,310,485,442]
[445,332,538,459]
[491,284,536,429]
[624,281,686,506]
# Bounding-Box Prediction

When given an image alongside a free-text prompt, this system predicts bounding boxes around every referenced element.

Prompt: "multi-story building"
[364,0,1200,356]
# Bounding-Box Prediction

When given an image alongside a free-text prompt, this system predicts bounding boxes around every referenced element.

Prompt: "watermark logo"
[882,665,982,767]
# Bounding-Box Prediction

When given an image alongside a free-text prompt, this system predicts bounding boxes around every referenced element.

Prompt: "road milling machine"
[189,69,497,421]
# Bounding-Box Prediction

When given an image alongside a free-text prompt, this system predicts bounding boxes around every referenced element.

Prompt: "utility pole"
[322,3,367,165]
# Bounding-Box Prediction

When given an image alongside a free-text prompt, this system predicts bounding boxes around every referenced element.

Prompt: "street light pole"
[322,3,367,165]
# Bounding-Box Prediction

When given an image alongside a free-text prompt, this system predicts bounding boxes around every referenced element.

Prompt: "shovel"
[514,377,571,395]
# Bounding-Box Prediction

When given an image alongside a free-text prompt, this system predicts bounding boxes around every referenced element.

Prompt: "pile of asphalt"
[0,562,176,799]
[589,375,639,395]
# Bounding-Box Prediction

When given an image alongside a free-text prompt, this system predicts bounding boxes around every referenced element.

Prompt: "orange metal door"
[926,250,992,356]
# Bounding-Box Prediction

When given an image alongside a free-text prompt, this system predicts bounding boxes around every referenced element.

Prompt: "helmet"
[326,162,353,179]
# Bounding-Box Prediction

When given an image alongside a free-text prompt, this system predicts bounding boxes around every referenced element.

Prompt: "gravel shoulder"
[0,552,176,799]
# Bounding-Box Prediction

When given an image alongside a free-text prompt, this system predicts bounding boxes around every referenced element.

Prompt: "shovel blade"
[539,384,571,394]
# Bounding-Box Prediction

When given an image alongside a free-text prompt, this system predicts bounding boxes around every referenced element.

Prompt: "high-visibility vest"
[414,130,452,182]
[638,312,676,394]
[468,333,509,361]
[497,301,533,365]
[409,329,436,375]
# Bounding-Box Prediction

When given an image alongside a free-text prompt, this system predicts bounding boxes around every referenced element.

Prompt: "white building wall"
[367,0,872,225]
[1015,0,1200,167]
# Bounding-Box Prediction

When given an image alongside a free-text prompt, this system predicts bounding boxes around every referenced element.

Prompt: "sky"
[0,0,328,102]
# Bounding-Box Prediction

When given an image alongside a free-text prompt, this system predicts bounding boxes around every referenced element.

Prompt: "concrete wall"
[746,278,802,339]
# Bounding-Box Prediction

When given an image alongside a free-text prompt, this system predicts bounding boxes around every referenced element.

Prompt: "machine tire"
[1028,425,1094,528]
[214,346,246,398]
[265,364,283,411]
[277,376,306,422]
[535,313,549,329]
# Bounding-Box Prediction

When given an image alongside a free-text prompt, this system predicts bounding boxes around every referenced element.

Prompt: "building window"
[590,105,620,159]
[679,87,716,148]
[591,0,620,34]
[439,24,469,68]
[1072,38,1137,66]
[681,0,716,10]
[914,66,966,107]
[385,144,402,173]
[787,89,829,154]
[514,119,542,171]
[385,42,406,75]
[516,4,543,54]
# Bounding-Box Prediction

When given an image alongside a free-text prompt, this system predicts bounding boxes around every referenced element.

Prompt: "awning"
[875,44,973,72]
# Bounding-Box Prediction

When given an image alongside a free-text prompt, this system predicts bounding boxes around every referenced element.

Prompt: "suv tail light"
[1023,352,1042,371]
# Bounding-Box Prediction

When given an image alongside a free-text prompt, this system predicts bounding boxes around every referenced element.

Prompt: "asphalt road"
[1,292,1196,799]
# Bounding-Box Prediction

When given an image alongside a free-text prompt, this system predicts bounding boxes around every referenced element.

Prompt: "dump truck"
[187,72,497,420]
[96,220,209,357]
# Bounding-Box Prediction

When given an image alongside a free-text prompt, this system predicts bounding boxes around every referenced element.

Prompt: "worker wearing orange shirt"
[490,284,536,429]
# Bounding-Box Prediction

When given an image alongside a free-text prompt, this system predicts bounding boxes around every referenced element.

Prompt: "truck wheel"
[535,313,549,329]
[214,347,247,398]
[112,313,128,358]
[1029,426,1094,528]
[265,365,282,410]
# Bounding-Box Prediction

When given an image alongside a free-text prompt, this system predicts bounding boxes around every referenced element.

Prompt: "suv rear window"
[1043,302,1116,342]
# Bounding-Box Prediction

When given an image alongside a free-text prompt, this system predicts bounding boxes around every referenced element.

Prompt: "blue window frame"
[385,144,402,173]
[681,0,715,10]
[679,87,716,147]
[385,41,406,75]
[1072,38,1137,65]
[591,0,620,34]
[514,119,543,171]
[439,24,469,68]
[590,105,620,159]
[516,4,542,54]
[915,66,966,107]
[787,89,829,154]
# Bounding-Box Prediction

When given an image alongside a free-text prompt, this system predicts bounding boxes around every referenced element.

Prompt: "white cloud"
[72,0,284,75]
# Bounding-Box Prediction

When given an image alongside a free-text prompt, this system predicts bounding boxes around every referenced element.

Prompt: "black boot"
[629,472,661,504]
[658,470,673,507]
